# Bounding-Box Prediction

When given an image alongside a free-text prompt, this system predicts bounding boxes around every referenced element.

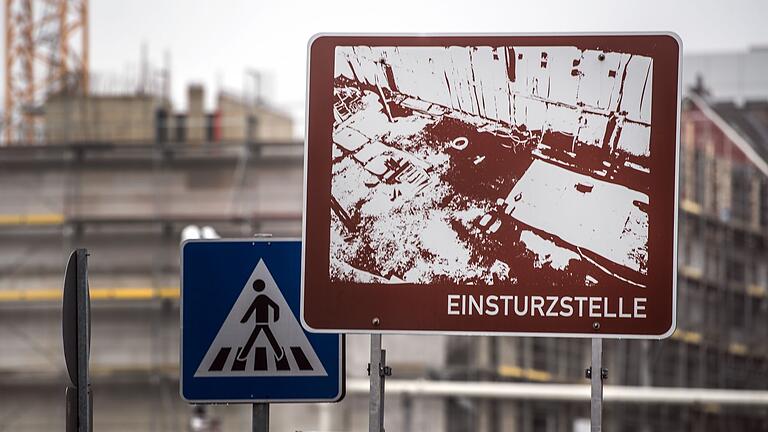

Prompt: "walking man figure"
[236,278,285,362]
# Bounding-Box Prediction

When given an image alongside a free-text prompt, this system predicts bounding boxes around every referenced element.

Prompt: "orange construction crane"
[3,0,88,144]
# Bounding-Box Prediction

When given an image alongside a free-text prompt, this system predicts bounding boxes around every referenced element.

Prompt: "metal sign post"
[63,249,92,432]
[252,403,269,432]
[76,250,90,432]
[589,338,605,432]
[368,334,390,432]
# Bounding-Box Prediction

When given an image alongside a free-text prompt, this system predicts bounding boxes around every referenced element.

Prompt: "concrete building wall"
[217,93,293,142]
[44,95,159,143]
[252,104,294,141]
[217,94,250,142]
[43,85,293,146]
[187,85,205,143]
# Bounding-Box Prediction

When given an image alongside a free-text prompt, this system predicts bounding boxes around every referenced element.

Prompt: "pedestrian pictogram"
[239,278,282,363]
[194,260,326,377]
[181,239,344,403]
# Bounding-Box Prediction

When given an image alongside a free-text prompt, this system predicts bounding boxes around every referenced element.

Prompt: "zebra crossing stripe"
[275,352,291,371]
[232,348,247,371]
[206,345,318,373]
[207,346,315,373]
[254,347,268,371]
[208,347,231,372]
[291,347,313,371]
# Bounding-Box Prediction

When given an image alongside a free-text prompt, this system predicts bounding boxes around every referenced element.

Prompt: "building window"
[694,148,706,204]
[761,178,768,228]
[727,259,746,284]
[731,164,752,224]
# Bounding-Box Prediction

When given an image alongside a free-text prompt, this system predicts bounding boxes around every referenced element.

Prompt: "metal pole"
[590,338,603,432]
[318,403,333,432]
[252,403,269,432]
[369,334,387,432]
[489,337,500,432]
[76,249,90,432]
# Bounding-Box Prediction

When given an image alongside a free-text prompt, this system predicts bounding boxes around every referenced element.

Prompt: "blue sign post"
[181,239,344,403]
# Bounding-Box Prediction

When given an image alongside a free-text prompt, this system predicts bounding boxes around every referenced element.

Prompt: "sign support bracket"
[252,402,269,432]
[368,334,390,432]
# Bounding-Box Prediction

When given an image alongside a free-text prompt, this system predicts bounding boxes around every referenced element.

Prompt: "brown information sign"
[302,33,681,338]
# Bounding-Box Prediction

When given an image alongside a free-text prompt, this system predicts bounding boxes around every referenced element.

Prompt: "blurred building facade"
[0,82,310,431]
[42,85,293,145]
[683,47,768,103]
[1,59,768,432]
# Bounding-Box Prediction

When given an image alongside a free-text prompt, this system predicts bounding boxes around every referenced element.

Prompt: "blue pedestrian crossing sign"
[181,239,344,403]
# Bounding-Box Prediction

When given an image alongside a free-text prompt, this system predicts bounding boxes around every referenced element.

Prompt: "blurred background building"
[0,1,767,431]
[683,46,768,103]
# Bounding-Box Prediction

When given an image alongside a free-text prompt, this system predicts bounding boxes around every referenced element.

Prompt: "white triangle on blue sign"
[194,259,327,377]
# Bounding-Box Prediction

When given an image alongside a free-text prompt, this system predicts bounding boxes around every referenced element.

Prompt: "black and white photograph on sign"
[330,45,653,289]
[195,260,326,377]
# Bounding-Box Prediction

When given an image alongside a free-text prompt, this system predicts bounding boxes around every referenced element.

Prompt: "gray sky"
[5,0,768,135]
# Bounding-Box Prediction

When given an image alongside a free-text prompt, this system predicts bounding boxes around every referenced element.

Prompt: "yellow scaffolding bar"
[0,287,179,303]
[497,365,553,382]
[0,213,65,226]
